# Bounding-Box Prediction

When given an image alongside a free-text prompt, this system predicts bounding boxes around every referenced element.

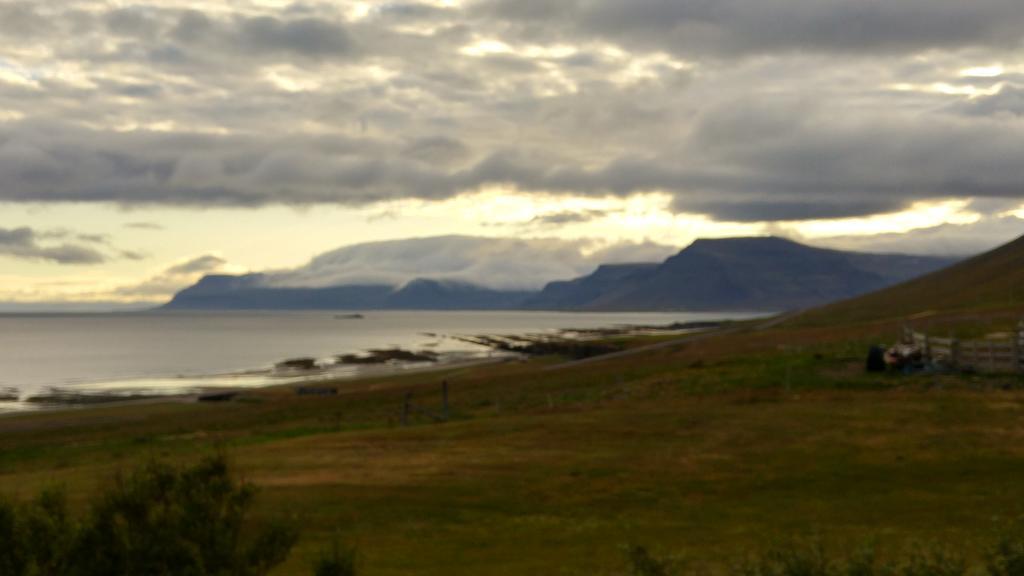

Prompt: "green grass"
[4,322,1024,574]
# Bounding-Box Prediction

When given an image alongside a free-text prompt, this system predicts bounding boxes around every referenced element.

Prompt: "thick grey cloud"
[0,227,106,264]
[0,0,1023,237]
[235,15,354,58]
[472,0,1024,57]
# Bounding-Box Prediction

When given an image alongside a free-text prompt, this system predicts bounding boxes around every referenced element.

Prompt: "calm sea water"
[0,310,765,411]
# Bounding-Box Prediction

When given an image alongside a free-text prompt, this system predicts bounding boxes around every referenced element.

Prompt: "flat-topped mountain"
[163,236,958,312]
[529,236,957,311]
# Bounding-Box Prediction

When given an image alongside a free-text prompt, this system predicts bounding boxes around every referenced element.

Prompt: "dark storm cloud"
[0,0,1023,238]
[471,0,1024,57]
[1,104,1022,212]
[0,227,106,264]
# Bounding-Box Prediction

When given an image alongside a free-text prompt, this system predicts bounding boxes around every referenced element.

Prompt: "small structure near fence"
[402,380,451,425]
[899,324,1024,374]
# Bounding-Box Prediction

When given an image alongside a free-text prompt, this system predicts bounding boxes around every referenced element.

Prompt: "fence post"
[1018,319,1024,373]
[402,391,412,426]
[441,380,449,421]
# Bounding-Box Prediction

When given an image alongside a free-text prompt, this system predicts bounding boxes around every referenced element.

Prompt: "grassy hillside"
[3,317,1024,574]
[794,233,1024,326]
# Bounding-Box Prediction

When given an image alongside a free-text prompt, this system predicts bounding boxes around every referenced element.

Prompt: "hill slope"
[795,233,1024,325]
[523,264,658,310]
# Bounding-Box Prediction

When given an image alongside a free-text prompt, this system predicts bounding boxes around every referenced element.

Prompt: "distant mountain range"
[162,237,959,312]
[164,275,532,311]
[523,237,958,311]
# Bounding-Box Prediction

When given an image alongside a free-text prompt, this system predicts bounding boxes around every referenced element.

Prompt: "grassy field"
[3,312,1024,574]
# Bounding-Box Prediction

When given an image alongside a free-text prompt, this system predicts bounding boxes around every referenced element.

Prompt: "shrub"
[895,544,965,576]
[0,498,29,576]
[22,487,75,575]
[987,521,1024,576]
[627,545,676,576]
[842,542,891,576]
[313,539,359,576]
[734,538,832,576]
[0,454,298,576]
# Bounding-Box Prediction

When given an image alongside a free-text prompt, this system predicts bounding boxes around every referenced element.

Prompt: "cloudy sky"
[3,0,1024,305]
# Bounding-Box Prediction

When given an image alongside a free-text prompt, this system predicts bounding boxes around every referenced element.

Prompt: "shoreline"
[0,353,516,418]
[0,316,742,416]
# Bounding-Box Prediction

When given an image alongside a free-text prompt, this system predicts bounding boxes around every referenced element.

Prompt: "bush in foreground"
[312,539,359,576]
[0,454,299,576]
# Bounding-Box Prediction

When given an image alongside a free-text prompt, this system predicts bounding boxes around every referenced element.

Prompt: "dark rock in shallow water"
[198,391,240,403]
[296,387,338,396]
[455,335,622,360]
[337,349,439,365]
[275,357,319,370]
[25,390,163,406]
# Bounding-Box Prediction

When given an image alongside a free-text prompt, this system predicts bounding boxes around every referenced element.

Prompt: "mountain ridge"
[162,236,959,312]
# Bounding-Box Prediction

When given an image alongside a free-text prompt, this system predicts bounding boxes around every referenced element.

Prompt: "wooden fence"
[903,325,1022,373]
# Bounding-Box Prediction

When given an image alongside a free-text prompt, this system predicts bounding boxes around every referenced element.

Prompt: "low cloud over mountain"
[263,235,678,291]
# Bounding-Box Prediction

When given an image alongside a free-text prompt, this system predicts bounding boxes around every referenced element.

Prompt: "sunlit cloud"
[961,65,1005,77]
[789,200,982,239]
[888,82,1004,98]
